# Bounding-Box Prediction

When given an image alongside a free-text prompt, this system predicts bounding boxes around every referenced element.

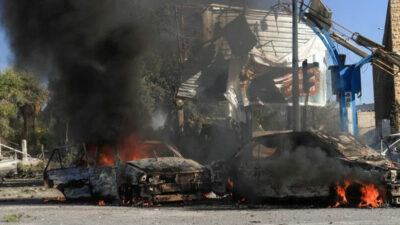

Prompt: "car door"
[233,138,278,198]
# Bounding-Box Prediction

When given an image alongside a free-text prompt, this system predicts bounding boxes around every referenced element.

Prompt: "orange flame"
[98,200,105,206]
[43,196,66,203]
[333,180,351,207]
[97,145,115,166]
[118,134,152,162]
[358,183,383,208]
[227,178,234,189]
[85,134,159,166]
[332,179,384,208]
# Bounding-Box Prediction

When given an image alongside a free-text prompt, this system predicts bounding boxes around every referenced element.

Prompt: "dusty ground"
[0,179,400,225]
[0,204,400,225]
[0,179,62,200]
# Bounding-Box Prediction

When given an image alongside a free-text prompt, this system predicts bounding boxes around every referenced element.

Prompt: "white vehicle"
[380,134,400,160]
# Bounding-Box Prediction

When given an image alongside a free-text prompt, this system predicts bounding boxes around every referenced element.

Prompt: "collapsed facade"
[175,3,330,143]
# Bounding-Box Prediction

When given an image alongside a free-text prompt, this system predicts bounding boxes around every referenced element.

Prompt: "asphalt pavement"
[0,203,399,225]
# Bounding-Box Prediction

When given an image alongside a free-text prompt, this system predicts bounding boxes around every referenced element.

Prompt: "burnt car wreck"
[210,131,400,207]
[117,157,212,204]
[43,132,400,207]
[44,141,212,204]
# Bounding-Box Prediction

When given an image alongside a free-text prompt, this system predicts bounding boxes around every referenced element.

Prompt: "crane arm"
[302,0,400,75]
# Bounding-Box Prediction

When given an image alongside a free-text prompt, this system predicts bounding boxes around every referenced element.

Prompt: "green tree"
[134,3,182,133]
[0,68,49,146]
[0,68,24,139]
[18,70,49,141]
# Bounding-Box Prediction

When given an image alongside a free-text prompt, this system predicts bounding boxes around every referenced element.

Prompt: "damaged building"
[373,0,400,138]
[175,3,330,154]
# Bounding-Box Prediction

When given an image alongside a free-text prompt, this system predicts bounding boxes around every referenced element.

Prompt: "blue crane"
[297,0,400,136]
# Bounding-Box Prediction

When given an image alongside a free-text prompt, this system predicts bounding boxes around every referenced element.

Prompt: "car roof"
[139,140,183,158]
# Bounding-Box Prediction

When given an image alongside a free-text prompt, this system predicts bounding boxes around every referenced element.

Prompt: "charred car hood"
[126,157,206,174]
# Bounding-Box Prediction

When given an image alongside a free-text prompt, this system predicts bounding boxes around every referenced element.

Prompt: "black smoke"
[218,132,386,201]
[256,146,383,188]
[0,0,152,143]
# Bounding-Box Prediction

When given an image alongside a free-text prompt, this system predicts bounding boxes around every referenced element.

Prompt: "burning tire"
[346,183,364,207]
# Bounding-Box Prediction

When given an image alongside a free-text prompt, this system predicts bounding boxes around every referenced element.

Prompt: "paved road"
[0,204,399,225]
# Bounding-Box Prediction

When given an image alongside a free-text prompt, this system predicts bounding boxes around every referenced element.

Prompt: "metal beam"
[330,32,369,58]
[292,0,300,131]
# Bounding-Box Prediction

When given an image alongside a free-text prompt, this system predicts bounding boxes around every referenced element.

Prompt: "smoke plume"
[225,132,386,198]
[0,0,152,143]
[259,146,382,188]
[151,109,168,131]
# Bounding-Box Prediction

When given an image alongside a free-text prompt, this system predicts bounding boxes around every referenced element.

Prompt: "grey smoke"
[261,146,382,189]
[151,110,168,131]
[229,144,384,198]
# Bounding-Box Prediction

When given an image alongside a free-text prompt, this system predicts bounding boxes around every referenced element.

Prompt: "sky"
[0,27,11,70]
[323,0,389,104]
[0,0,389,105]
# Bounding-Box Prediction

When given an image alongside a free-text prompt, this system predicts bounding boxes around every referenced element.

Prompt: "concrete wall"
[357,111,377,145]
[390,0,400,52]
[392,0,400,132]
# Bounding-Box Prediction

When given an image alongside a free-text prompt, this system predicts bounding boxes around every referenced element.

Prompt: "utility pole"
[292,0,300,131]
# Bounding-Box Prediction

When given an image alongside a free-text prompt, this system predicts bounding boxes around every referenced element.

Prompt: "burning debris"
[358,183,384,208]
[333,179,385,208]
[227,178,234,190]
[43,196,66,203]
[85,134,158,167]
[98,200,105,206]
[333,180,350,207]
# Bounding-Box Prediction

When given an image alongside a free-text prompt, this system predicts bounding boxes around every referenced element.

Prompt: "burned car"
[44,140,212,204]
[211,131,400,207]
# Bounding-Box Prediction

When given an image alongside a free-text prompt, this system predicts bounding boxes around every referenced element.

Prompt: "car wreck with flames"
[43,140,212,204]
[210,131,400,207]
